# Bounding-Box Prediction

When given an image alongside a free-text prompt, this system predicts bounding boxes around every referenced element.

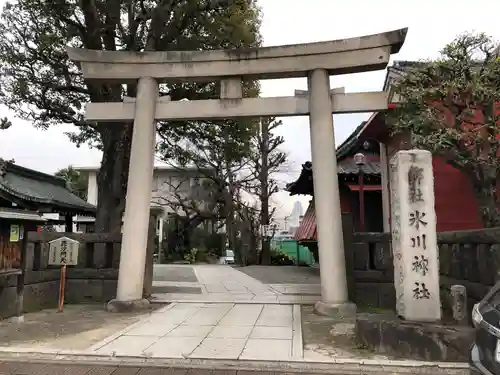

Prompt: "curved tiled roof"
[286,157,380,196]
[0,160,95,214]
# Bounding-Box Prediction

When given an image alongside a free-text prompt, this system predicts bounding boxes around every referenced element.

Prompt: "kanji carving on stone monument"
[390,150,441,321]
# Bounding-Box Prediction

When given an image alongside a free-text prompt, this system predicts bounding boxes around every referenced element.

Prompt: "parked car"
[470,282,500,375]
[222,250,235,264]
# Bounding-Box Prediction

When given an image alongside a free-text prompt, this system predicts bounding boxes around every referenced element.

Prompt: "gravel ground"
[0,304,164,350]
[301,305,392,360]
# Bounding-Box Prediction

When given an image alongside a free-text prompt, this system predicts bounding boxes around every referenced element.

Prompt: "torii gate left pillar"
[68,27,407,314]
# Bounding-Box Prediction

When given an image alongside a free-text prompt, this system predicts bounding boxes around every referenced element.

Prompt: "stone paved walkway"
[0,264,472,372]
[91,303,303,361]
[151,265,319,304]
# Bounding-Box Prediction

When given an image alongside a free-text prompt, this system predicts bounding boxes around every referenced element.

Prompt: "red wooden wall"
[431,157,482,231]
[385,132,483,231]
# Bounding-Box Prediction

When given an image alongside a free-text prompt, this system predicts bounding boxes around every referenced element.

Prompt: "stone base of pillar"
[106,298,151,313]
[314,300,357,319]
[10,316,24,323]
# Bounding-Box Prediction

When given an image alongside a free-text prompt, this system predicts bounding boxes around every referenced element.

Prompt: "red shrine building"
[288,61,486,248]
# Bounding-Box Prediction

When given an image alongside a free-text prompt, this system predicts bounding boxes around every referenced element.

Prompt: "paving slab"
[147,305,199,325]
[190,338,246,359]
[146,337,201,358]
[166,325,214,338]
[204,284,229,294]
[95,335,158,356]
[217,305,263,326]
[269,284,320,296]
[250,326,292,340]
[182,305,231,326]
[236,266,320,285]
[240,338,292,361]
[208,326,253,339]
[152,285,203,294]
[153,265,198,282]
[125,322,176,337]
[256,305,293,327]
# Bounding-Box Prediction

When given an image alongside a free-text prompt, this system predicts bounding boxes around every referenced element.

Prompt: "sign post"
[48,237,79,313]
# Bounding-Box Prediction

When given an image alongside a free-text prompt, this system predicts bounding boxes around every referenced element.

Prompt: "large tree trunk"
[95,124,133,233]
[471,166,500,228]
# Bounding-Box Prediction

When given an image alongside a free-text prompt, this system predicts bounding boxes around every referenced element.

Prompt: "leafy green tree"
[390,32,500,227]
[55,165,87,200]
[0,0,262,233]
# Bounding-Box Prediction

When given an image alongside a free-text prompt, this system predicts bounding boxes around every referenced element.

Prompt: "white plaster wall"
[87,171,98,206]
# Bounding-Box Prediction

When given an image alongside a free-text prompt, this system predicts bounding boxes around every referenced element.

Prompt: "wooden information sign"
[48,237,80,312]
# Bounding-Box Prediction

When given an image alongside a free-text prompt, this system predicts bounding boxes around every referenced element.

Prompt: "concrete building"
[74,166,216,239]
[289,201,304,228]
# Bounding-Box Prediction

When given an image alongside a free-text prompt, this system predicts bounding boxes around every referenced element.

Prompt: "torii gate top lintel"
[67,28,408,82]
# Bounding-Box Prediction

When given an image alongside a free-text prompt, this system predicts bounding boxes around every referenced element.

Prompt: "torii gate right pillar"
[308,69,354,316]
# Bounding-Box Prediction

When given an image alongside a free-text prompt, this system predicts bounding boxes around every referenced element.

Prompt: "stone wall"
[345,222,500,321]
[0,210,158,320]
[0,268,118,319]
[348,232,395,309]
[0,232,122,320]
[438,228,500,321]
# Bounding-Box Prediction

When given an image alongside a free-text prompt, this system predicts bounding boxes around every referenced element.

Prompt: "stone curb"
[0,351,471,374]
[291,305,303,360]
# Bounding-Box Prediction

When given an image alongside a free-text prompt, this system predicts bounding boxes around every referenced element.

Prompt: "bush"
[205,232,225,257]
[184,247,210,264]
[270,250,294,265]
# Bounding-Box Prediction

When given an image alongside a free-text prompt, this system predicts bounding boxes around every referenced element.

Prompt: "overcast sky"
[1,0,499,217]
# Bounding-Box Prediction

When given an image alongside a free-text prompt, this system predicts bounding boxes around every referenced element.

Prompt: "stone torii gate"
[68,28,407,316]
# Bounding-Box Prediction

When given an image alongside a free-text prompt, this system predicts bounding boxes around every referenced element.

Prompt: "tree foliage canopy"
[390,32,500,227]
[0,0,262,231]
[0,0,261,141]
[54,165,88,200]
[0,117,11,130]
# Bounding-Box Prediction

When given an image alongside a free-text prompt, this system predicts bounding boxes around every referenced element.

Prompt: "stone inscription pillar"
[390,150,441,321]
[115,76,159,305]
[308,68,355,317]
